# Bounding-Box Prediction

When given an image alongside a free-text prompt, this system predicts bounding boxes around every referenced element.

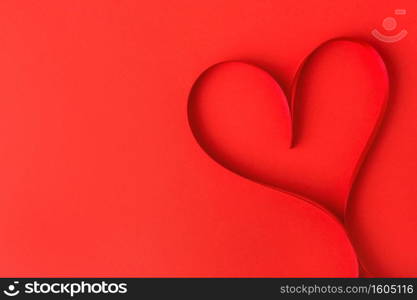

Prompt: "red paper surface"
[0,0,416,277]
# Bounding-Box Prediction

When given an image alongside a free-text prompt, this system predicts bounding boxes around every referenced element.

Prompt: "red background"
[0,0,415,277]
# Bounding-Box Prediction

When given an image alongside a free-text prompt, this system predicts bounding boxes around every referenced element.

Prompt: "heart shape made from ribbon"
[188,39,389,220]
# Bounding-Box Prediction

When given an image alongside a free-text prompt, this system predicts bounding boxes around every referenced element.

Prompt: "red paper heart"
[188,39,389,219]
